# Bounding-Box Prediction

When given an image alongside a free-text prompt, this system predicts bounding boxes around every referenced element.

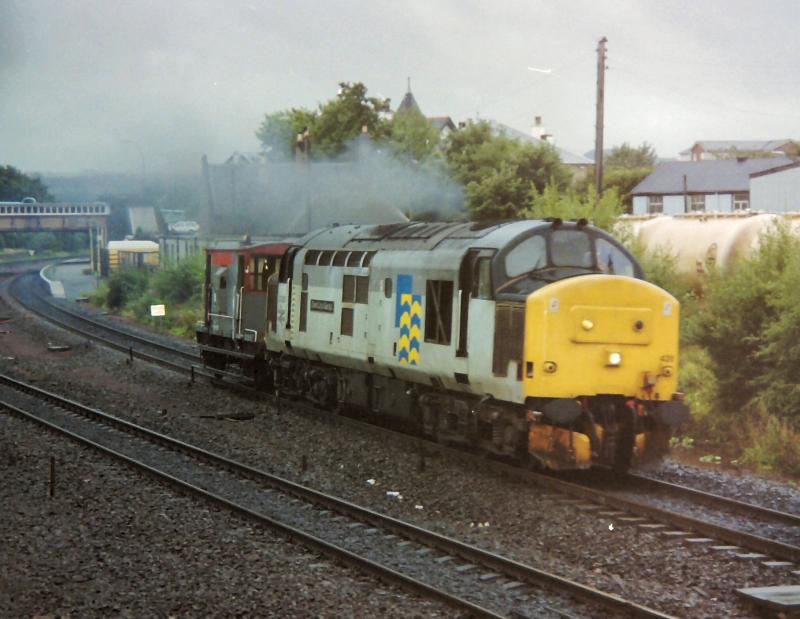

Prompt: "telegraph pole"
[594,36,607,201]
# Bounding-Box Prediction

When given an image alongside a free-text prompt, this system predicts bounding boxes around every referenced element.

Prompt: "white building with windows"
[631,157,794,215]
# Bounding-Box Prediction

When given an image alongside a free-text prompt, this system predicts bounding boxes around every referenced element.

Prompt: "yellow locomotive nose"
[523,274,680,401]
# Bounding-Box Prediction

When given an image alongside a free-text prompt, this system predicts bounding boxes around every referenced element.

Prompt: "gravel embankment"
[0,294,453,619]
[3,287,799,618]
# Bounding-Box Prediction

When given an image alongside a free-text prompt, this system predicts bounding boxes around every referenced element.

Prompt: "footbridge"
[0,200,109,270]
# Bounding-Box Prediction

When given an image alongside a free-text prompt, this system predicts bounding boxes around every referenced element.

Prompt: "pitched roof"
[397,90,421,114]
[631,157,794,195]
[679,140,793,155]
[428,116,456,132]
[485,119,593,166]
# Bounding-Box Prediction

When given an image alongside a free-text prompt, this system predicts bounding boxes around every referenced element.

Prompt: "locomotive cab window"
[595,238,634,277]
[495,227,642,299]
[424,280,454,345]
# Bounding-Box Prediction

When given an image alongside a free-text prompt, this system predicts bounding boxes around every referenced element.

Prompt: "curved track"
[0,372,671,618]
[11,266,800,586]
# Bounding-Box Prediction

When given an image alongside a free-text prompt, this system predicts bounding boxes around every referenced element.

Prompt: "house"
[631,157,794,215]
[482,118,593,179]
[224,151,267,165]
[678,140,796,161]
[750,160,800,213]
[428,115,457,138]
[395,82,456,137]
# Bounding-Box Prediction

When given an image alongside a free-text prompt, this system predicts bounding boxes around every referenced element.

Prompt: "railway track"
[8,272,251,387]
[296,403,800,567]
[0,372,671,618]
[11,266,800,591]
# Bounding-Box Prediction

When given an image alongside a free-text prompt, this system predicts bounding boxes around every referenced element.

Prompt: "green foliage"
[677,346,719,433]
[254,82,390,160]
[29,232,58,254]
[105,270,149,310]
[390,106,440,162]
[444,121,569,221]
[255,108,318,160]
[526,184,623,231]
[151,255,204,306]
[312,82,391,158]
[601,167,652,210]
[742,411,800,476]
[629,222,800,475]
[605,142,657,168]
[688,223,799,420]
[0,165,54,202]
[573,143,657,211]
[753,247,800,420]
[622,235,695,308]
[93,258,204,338]
[0,230,88,255]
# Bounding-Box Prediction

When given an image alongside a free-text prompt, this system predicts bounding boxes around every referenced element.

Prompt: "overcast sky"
[2,0,798,176]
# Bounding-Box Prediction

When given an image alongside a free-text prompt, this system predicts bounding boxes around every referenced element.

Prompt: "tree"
[605,142,657,168]
[526,183,623,231]
[0,165,54,202]
[255,108,317,160]
[443,121,568,221]
[688,223,798,422]
[254,83,390,160]
[575,142,657,211]
[390,106,440,162]
[601,167,652,209]
[312,82,391,158]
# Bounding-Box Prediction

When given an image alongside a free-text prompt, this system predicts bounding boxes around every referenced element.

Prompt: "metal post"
[594,36,608,202]
[49,456,55,498]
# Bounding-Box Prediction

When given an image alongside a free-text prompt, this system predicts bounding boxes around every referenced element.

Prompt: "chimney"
[294,127,311,161]
[531,116,551,142]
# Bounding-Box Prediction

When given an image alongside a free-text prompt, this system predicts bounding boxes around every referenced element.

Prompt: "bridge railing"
[0,202,108,216]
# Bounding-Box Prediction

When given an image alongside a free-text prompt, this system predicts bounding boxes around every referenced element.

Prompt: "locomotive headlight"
[607,352,622,367]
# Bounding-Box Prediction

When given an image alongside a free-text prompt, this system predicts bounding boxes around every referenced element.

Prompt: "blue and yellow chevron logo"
[395,274,421,366]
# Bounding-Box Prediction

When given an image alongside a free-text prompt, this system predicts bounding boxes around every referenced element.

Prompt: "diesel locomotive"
[197,219,689,471]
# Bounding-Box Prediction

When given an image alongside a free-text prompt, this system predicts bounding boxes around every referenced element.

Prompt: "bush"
[106,270,149,310]
[742,411,800,476]
[92,258,204,339]
[753,247,800,426]
[151,255,203,306]
[687,224,799,416]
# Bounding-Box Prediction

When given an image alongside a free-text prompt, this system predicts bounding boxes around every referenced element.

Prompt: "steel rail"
[626,473,800,528]
[16,264,798,589]
[7,273,236,388]
[17,269,799,564]
[0,398,500,619]
[0,373,673,619]
[9,272,197,363]
[268,401,800,565]
[524,472,800,563]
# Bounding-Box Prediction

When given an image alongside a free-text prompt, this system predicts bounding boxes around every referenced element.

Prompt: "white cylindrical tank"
[621,213,783,283]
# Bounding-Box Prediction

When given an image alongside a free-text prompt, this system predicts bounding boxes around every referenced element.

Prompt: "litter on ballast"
[386,491,402,499]
[366,479,376,485]
[414,504,424,510]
